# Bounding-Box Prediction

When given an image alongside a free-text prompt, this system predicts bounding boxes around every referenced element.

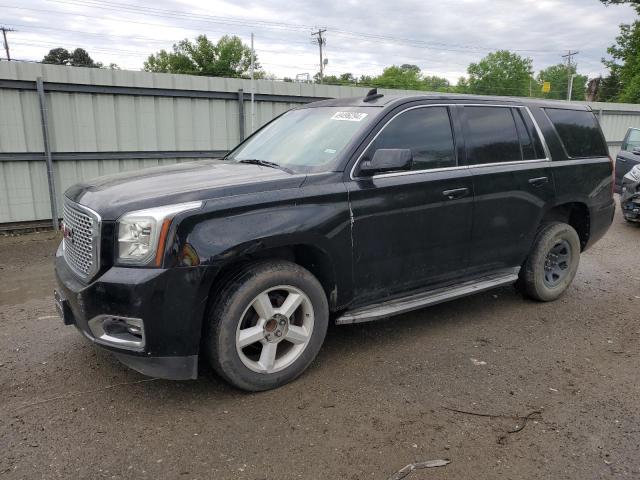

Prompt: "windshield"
[227,106,379,173]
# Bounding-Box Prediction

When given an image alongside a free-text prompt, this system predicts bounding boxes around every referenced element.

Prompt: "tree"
[69,48,95,67]
[604,21,640,102]
[597,70,623,101]
[42,48,70,65]
[600,0,640,12]
[454,77,470,93]
[536,64,587,100]
[371,64,423,89]
[466,50,533,97]
[422,75,450,91]
[42,47,97,67]
[144,35,259,78]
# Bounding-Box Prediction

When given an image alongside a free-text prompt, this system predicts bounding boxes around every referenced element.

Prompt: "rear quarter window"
[544,108,608,158]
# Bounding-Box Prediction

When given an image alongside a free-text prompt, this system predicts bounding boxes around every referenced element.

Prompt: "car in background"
[615,127,640,192]
[621,164,640,223]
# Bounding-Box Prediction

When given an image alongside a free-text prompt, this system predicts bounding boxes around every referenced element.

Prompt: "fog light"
[88,315,145,351]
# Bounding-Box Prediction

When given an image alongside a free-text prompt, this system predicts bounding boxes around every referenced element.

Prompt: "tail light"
[610,155,615,196]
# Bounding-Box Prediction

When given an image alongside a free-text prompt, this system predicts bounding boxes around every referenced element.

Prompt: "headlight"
[626,164,640,182]
[117,201,202,266]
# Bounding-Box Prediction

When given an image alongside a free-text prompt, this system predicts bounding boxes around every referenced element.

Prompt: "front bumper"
[54,245,213,380]
[621,197,640,222]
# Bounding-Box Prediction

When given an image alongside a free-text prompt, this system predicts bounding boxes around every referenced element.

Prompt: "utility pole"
[1,26,15,61]
[562,50,579,101]
[311,28,326,84]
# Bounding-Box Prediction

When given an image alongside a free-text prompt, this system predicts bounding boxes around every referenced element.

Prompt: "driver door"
[346,105,474,306]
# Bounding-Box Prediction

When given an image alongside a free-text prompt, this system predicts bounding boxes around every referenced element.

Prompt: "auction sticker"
[331,112,368,121]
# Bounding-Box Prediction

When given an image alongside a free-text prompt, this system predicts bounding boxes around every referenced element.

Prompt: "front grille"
[62,200,100,279]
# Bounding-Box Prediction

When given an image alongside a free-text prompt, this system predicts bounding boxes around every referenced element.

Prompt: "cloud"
[3,0,636,82]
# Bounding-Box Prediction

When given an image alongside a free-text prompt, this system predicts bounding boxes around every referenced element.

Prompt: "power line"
[311,28,326,83]
[1,25,15,60]
[4,1,573,55]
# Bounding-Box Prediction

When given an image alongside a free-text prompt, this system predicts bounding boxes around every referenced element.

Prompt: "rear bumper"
[584,200,615,250]
[54,244,214,380]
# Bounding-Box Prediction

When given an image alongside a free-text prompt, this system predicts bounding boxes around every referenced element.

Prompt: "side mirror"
[358,149,413,176]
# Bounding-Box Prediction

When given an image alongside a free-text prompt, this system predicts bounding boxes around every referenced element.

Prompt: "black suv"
[54,92,614,391]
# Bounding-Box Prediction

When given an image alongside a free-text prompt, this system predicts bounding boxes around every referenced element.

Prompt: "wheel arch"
[207,242,339,311]
[541,202,590,250]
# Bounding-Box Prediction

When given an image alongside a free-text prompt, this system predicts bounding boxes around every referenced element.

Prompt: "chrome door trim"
[350,103,552,181]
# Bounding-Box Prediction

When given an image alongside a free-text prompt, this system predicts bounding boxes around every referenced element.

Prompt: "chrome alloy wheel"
[235,285,314,374]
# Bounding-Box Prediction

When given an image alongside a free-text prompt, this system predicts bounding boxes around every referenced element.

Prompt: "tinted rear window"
[464,106,521,164]
[545,108,608,158]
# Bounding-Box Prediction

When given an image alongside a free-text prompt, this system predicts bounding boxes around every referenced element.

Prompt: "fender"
[166,172,354,309]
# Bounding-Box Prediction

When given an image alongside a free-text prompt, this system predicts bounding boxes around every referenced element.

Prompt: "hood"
[65,159,306,220]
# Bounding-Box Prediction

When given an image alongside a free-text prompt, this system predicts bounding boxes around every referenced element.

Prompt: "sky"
[1,0,637,84]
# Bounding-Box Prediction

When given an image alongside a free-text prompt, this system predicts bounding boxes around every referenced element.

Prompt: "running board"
[335,269,519,325]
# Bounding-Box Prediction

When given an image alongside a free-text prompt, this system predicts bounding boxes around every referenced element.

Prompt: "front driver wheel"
[205,261,328,391]
[520,222,581,302]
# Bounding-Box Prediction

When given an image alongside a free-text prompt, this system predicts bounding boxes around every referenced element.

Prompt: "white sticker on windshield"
[331,112,368,122]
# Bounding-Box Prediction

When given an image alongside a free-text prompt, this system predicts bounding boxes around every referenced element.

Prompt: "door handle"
[528,176,549,187]
[442,187,469,200]
[618,157,627,162]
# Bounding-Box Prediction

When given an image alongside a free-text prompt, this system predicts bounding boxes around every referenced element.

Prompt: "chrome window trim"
[62,198,102,280]
[350,103,551,181]
[523,106,552,160]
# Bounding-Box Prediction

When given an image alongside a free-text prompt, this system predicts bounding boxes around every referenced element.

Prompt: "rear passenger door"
[462,105,555,274]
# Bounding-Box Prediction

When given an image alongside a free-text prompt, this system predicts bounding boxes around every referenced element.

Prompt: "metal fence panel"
[2,61,640,225]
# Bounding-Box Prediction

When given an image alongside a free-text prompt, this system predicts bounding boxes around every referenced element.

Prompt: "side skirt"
[335,268,520,325]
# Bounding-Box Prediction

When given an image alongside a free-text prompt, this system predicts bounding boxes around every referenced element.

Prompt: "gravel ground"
[1,209,639,480]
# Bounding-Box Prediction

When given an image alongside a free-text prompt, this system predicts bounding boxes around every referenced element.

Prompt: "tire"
[520,222,581,302]
[204,260,328,391]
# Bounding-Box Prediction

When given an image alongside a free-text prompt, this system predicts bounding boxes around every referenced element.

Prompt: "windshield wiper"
[238,159,293,174]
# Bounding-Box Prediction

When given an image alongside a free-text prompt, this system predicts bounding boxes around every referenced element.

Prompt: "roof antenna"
[363,88,384,102]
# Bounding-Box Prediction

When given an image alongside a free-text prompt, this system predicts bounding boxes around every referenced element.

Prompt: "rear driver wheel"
[520,222,581,302]
[205,261,328,391]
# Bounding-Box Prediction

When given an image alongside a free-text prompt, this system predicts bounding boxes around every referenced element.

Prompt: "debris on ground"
[470,358,487,365]
[387,459,450,480]
[442,406,543,444]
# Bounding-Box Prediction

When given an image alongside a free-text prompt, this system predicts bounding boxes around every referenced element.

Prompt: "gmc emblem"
[62,223,74,244]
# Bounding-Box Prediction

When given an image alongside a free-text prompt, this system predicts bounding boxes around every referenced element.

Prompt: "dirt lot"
[1,209,639,480]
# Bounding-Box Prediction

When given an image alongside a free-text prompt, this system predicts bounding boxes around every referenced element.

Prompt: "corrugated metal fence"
[1,62,639,227]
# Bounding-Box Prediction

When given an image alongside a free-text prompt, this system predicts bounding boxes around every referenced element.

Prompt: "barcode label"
[331,112,368,122]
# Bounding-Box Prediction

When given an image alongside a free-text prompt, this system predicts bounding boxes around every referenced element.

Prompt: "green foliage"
[466,50,533,96]
[144,35,260,78]
[597,70,623,101]
[42,47,97,67]
[422,75,450,91]
[370,64,423,89]
[603,21,640,102]
[600,0,640,13]
[536,64,587,100]
[319,72,358,85]
[42,48,70,65]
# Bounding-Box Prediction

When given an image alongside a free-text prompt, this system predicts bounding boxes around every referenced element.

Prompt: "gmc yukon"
[54,91,615,391]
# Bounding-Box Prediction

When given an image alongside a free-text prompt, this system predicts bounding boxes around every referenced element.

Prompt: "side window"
[464,106,522,164]
[519,108,546,158]
[513,108,536,160]
[624,128,640,151]
[544,108,608,158]
[365,107,456,170]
